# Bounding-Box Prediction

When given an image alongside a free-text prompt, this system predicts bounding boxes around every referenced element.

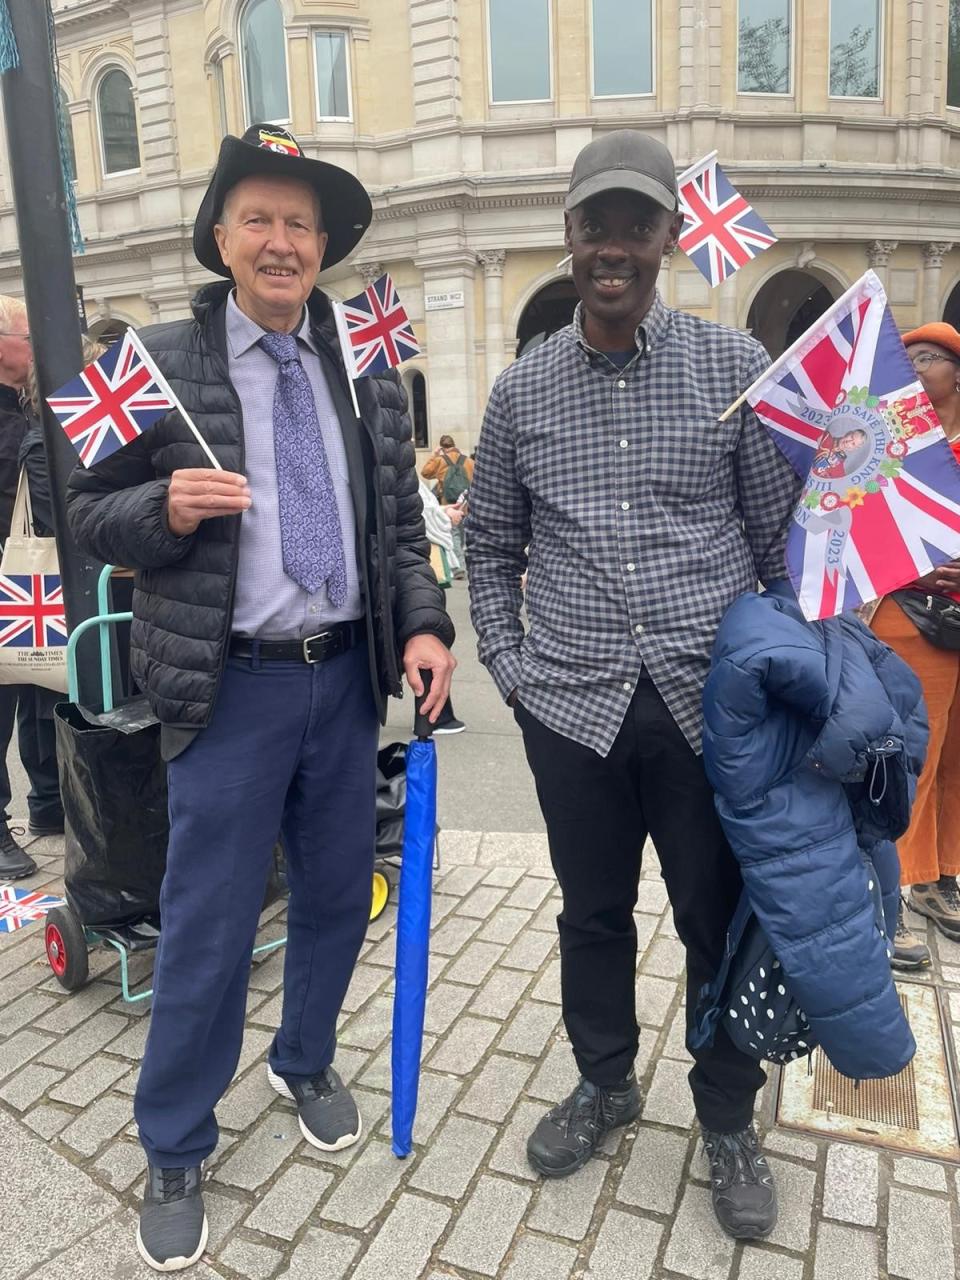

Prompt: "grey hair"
[0,294,26,332]
[26,334,106,415]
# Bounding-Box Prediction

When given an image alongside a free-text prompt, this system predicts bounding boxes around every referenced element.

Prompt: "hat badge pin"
[257,127,301,157]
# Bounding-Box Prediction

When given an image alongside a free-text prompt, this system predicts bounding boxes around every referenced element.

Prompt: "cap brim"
[564,169,678,213]
[193,135,373,278]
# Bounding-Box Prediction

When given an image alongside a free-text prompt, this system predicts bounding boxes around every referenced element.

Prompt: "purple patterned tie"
[259,331,347,605]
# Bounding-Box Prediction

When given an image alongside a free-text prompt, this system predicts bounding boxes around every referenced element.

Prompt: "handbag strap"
[9,468,33,538]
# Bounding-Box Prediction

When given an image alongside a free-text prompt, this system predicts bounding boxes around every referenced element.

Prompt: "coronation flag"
[47,329,178,468]
[335,273,421,379]
[0,886,65,934]
[0,575,67,649]
[678,151,777,287]
[743,269,960,620]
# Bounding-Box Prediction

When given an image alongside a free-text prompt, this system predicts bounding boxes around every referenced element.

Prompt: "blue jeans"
[134,642,378,1167]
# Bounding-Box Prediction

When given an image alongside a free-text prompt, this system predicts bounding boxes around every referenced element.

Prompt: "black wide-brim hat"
[193,124,373,278]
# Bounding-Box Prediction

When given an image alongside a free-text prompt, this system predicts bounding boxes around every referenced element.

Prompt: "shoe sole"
[266,1064,362,1152]
[136,1214,208,1272]
[527,1100,642,1179]
[432,726,466,735]
[905,900,960,942]
[3,864,37,881]
[890,954,932,971]
[718,1219,776,1241]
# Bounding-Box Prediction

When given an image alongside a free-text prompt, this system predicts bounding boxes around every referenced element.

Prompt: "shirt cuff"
[489,647,522,703]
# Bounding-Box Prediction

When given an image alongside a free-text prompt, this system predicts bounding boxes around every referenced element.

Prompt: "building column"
[477,250,506,394]
[417,253,477,450]
[922,242,953,321]
[408,0,461,127]
[866,241,898,291]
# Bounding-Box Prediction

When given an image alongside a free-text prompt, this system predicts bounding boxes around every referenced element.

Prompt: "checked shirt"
[466,295,801,757]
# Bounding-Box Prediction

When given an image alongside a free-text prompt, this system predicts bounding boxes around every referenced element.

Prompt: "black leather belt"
[229,619,363,664]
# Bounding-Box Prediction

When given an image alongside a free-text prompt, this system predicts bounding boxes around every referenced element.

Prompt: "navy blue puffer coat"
[702,589,927,1080]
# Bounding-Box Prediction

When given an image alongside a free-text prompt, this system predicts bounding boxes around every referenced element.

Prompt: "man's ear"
[213,223,231,271]
[316,230,330,273]
[563,211,574,253]
[664,210,684,255]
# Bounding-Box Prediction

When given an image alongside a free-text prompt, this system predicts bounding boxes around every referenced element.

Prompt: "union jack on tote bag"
[744,270,960,620]
[0,471,68,693]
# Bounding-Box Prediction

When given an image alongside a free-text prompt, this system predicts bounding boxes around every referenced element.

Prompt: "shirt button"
[617,379,626,389]
[622,682,632,692]
[309,606,319,615]
[634,623,644,635]
[626,563,636,572]
[621,501,631,511]
[619,439,629,449]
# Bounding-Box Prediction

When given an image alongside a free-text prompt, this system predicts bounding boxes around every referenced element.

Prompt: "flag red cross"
[60,357,152,452]
[680,179,754,271]
[349,286,407,369]
[0,577,65,648]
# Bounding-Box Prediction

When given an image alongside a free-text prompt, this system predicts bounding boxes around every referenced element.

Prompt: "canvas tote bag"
[0,469,68,692]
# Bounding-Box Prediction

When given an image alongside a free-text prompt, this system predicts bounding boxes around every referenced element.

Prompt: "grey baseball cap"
[565,130,678,213]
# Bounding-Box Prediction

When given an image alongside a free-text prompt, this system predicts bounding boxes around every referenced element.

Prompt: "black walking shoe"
[701,1125,778,1239]
[527,1073,641,1178]
[0,823,36,880]
[136,1165,207,1272]
[267,1063,361,1151]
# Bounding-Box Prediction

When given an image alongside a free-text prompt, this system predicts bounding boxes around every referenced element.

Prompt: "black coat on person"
[65,282,453,749]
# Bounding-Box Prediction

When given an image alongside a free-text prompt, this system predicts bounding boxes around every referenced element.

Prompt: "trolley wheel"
[370,870,390,922]
[45,906,90,991]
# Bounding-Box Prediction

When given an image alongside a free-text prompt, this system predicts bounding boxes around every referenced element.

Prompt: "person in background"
[421,433,473,578]
[871,322,960,969]
[0,294,65,881]
[417,477,466,734]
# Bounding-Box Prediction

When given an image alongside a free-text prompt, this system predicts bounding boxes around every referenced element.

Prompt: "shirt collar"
[571,291,671,361]
[225,290,319,359]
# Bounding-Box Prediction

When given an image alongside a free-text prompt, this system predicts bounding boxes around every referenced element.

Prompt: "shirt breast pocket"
[641,419,738,502]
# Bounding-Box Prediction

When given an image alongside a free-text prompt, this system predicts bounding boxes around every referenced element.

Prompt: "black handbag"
[892,589,960,651]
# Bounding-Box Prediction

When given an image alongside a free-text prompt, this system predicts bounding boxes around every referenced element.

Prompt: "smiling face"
[564,190,683,351]
[213,174,328,333]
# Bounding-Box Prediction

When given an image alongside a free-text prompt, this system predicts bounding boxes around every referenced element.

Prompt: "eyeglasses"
[910,351,959,371]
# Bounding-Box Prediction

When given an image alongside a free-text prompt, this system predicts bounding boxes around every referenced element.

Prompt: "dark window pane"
[951,0,960,108]
[316,31,350,118]
[241,0,289,123]
[411,373,428,449]
[98,70,140,174]
[593,0,652,96]
[829,0,880,97]
[489,0,550,102]
[738,0,791,94]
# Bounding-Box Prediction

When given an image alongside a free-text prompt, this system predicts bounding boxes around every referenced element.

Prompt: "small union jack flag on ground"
[47,328,177,467]
[0,886,64,933]
[678,151,777,288]
[0,575,67,648]
[335,273,421,378]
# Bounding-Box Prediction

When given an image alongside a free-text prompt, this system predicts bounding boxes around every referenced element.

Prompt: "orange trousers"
[871,597,960,885]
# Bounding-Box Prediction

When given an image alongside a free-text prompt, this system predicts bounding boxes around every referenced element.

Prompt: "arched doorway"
[943,280,960,328]
[747,269,839,359]
[516,278,579,358]
[88,317,130,347]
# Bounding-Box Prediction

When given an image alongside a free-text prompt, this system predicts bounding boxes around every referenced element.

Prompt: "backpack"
[442,451,470,503]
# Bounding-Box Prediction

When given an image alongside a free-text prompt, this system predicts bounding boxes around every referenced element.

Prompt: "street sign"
[424,290,464,312]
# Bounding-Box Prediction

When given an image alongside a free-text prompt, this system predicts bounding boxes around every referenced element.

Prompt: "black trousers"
[514,676,766,1133]
[0,684,62,827]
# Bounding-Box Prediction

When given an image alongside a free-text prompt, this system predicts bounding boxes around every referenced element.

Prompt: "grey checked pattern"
[260,330,348,604]
[467,295,802,755]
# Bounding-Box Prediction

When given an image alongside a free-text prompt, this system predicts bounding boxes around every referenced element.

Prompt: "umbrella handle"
[414,668,434,741]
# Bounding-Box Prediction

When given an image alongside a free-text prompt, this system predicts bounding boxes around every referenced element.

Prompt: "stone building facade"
[2,0,960,451]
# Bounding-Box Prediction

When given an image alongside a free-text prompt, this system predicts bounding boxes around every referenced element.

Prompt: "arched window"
[97,69,140,175]
[58,86,76,184]
[240,0,290,123]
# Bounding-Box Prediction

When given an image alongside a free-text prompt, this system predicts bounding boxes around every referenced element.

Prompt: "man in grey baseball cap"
[468,129,800,1241]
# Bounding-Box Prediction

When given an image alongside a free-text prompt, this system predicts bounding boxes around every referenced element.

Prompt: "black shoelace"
[160,1168,188,1201]
[703,1129,767,1190]
[553,1084,618,1138]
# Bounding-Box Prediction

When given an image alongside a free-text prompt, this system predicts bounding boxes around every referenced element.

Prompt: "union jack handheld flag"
[744,270,960,619]
[335,273,421,379]
[0,575,67,648]
[677,151,777,288]
[47,329,178,468]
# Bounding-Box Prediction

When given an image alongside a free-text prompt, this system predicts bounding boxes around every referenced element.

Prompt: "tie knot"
[259,331,300,366]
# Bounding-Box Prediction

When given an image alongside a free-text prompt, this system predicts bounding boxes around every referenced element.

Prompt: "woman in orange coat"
[872,323,960,968]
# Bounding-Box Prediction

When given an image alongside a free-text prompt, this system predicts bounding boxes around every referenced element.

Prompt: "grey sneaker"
[136,1165,207,1272]
[267,1063,361,1151]
[702,1125,777,1239]
[527,1073,641,1178]
[891,899,931,970]
[908,877,960,942]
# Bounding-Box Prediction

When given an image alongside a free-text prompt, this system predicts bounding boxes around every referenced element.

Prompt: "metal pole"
[1,0,104,708]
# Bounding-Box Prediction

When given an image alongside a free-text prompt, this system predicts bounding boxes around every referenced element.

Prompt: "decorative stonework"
[476,249,505,276]
[867,241,899,269]
[357,261,384,287]
[923,242,954,268]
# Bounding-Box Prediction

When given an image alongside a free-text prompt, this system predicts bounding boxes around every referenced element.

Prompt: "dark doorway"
[516,278,580,358]
[88,317,129,347]
[943,280,960,328]
[410,371,428,448]
[747,270,838,359]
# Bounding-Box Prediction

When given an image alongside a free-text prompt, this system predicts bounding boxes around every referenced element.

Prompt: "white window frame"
[212,56,229,135]
[735,0,795,98]
[486,0,553,106]
[949,0,960,112]
[313,27,353,122]
[589,0,656,100]
[827,0,884,102]
[238,0,292,127]
[96,66,141,179]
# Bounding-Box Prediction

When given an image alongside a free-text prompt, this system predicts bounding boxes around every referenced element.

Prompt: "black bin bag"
[376,742,408,858]
[54,696,168,929]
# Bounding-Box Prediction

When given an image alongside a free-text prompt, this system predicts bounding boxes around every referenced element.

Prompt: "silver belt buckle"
[302,630,333,663]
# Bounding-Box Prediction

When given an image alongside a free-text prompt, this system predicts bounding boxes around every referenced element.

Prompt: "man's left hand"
[402,633,456,723]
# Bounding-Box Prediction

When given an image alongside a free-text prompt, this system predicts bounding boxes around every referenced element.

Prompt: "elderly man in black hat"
[67,126,455,1272]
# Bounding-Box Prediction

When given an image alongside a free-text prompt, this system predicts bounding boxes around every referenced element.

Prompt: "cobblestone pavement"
[3,828,960,1280]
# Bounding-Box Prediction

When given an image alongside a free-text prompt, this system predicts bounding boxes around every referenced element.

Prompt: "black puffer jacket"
[66,282,453,734]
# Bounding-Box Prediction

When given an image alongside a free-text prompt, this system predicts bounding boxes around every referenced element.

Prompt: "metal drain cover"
[775,982,960,1161]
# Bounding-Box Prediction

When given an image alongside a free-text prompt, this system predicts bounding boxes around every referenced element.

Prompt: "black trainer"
[0,822,36,880]
[267,1063,361,1151]
[701,1125,778,1239]
[527,1073,641,1178]
[137,1165,207,1272]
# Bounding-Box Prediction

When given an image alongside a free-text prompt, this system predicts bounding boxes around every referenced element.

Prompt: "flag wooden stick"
[126,328,223,470]
[717,269,885,423]
[332,300,362,418]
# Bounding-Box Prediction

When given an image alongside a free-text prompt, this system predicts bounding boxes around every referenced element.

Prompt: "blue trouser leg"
[134,645,377,1167]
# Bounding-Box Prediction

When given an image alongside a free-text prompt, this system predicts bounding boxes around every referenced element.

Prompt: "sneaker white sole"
[136,1214,208,1273]
[266,1064,362,1152]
